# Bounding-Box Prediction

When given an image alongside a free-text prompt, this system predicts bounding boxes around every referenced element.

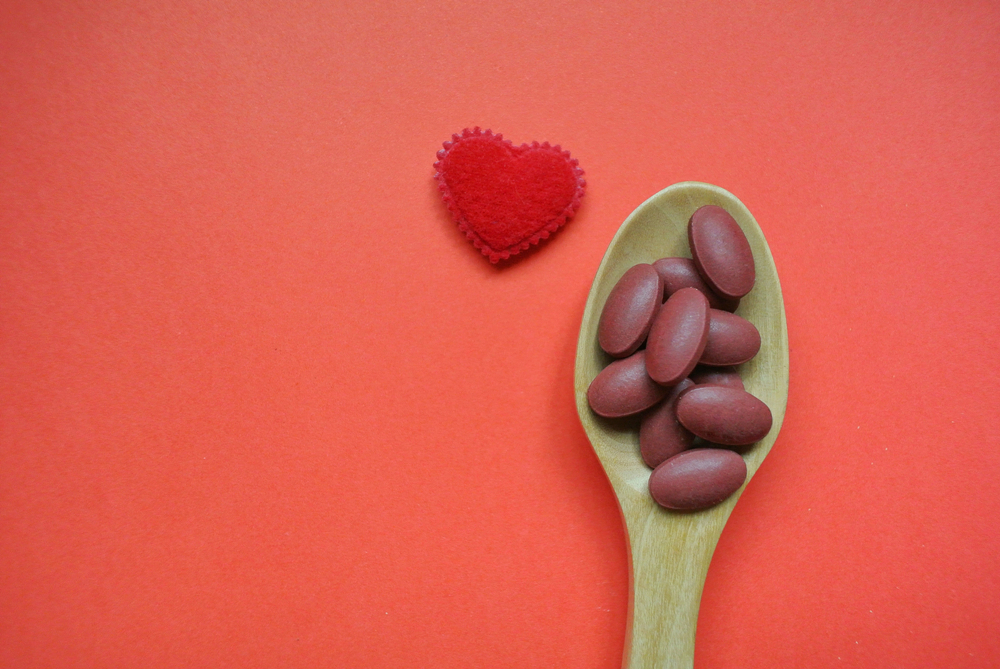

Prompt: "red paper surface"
[2,1,999,667]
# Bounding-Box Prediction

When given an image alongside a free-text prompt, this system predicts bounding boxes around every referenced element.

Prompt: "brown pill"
[648,448,747,510]
[676,386,773,446]
[598,264,663,357]
[587,350,670,418]
[652,257,740,312]
[645,287,710,387]
[639,378,696,469]
[688,206,755,299]
[701,310,761,366]
[689,366,744,390]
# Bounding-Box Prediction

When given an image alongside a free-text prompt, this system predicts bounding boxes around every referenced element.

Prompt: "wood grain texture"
[574,183,789,669]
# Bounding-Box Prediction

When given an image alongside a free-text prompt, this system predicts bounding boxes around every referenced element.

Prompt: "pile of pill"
[587,205,772,510]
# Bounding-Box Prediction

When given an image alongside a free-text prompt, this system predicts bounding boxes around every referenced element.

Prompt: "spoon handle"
[621,506,729,669]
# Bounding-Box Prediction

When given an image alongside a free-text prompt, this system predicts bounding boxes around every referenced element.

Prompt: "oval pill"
[598,264,663,357]
[645,287,710,387]
[689,365,744,390]
[676,386,773,446]
[688,205,755,299]
[652,257,740,312]
[701,310,761,366]
[648,448,747,510]
[639,378,696,469]
[587,350,669,418]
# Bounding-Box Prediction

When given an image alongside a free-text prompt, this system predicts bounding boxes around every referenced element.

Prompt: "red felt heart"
[434,128,586,263]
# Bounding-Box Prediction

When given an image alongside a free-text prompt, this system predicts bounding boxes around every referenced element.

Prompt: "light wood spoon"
[574,182,789,669]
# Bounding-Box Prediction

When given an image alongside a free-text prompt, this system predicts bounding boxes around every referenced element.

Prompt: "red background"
[2,1,999,667]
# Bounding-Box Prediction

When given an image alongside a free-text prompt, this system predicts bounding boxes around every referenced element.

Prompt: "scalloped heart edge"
[433,127,587,263]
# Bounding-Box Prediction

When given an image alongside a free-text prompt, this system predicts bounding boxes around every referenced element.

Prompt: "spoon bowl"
[574,182,788,669]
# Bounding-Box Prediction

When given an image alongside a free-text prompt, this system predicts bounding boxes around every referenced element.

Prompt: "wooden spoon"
[574,182,789,669]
